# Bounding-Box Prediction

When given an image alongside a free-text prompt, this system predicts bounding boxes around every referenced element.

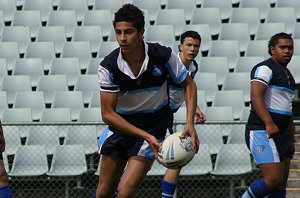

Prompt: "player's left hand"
[181,124,199,153]
[195,106,206,124]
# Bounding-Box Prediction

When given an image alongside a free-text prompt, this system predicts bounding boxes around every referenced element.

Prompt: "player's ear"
[179,44,183,52]
[138,28,145,38]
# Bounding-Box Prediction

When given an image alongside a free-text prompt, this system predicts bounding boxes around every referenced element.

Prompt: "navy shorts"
[245,128,294,165]
[0,152,2,160]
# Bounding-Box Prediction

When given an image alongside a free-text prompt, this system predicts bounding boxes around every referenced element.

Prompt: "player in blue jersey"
[95,4,199,198]
[0,122,13,197]
[162,30,206,198]
[242,33,295,198]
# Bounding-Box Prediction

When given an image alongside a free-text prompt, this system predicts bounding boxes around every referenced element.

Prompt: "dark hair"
[180,31,201,44]
[113,4,145,31]
[268,32,293,55]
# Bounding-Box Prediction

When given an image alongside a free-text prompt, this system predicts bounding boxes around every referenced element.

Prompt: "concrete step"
[291,159,300,169]
[289,169,300,178]
[295,142,300,151]
[286,188,300,198]
[295,134,300,143]
[287,178,300,188]
[293,152,300,160]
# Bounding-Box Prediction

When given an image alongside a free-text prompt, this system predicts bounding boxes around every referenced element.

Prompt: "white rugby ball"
[158,132,195,169]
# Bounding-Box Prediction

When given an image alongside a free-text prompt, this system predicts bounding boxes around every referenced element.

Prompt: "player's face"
[270,38,294,66]
[114,21,144,54]
[179,37,200,61]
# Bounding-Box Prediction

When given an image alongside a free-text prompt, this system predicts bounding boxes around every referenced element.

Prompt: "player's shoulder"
[100,48,120,69]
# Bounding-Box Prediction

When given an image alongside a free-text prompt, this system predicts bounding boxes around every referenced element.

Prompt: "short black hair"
[113,4,145,31]
[268,32,293,55]
[180,31,201,44]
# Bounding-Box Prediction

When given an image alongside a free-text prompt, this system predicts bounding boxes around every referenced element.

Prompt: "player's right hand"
[146,134,162,162]
[266,122,279,138]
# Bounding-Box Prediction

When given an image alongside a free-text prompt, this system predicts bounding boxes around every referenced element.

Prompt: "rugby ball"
[158,132,195,169]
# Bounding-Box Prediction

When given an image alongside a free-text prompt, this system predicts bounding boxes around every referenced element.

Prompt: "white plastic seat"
[2,108,32,123]
[199,57,228,86]
[36,26,67,55]
[222,72,250,103]
[82,10,113,38]
[3,127,21,155]
[145,25,175,47]
[245,40,269,59]
[14,91,45,121]
[1,76,32,105]
[155,9,186,37]
[11,10,41,38]
[208,40,240,70]
[212,90,245,120]
[165,0,196,22]
[72,26,103,54]
[1,26,31,54]
[2,151,9,172]
[235,56,264,72]
[204,106,234,121]
[88,91,100,108]
[97,42,119,58]
[74,75,99,104]
[86,58,103,74]
[255,22,286,40]
[93,0,123,16]
[0,42,19,72]
[197,90,207,110]
[193,72,218,103]
[0,91,8,120]
[0,11,4,32]
[40,108,72,122]
[287,54,300,83]
[227,124,246,144]
[50,58,81,87]
[58,0,88,22]
[25,127,60,155]
[132,0,160,22]
[61,41,92,70]
[8,145,48,176]
[0,59,7,85]
[265,8,296,34]
[202,0,232,21]
[230,8,260,36]
[277,0,300,20]
[12,58,44,87]
[0,0,16,22]
[23,0,53,22]
[25,42,56,71]
[78,107,102,122]
[240,0,271,20]
[183,24,212,52]
[37,75,69,104]
[191,8,222,36]
[240,106,251,121]
[47,10,77,38]
[52,91,84,121]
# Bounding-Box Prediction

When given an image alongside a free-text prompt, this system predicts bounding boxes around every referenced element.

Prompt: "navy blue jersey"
[98,42,188,138]
[246,58,295,130]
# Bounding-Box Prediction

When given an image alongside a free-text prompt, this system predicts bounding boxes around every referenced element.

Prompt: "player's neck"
[179,53,192,69]
[123,44,145,77]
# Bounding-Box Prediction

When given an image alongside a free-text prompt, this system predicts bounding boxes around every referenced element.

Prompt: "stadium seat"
[229,8,260,36]
[47,10,77,38]
[193,72,218,103]
[222,72,250,102]
[49,58,81,87]
[292,23,300,39]
[36,26,67,55]
[202,0,232,21]
[132,0,160,22]
[287,54,300,83]
[277,0,300,20]
[146,160,166,176]
[93,0,123,15]
[219,23,251,52]
[227,125,246,144]
[0,42,19,72]
[37,75,69,104]
[0,0,16,22]
[23,0,53,22]
[88,91,100,108]
[245,40,269,59]
[12,58,44,87]
[61,41,92,70]
[2,108,32,123]
[180,144,212,175]
[74,74,99,104]
[51,91,84,121]
[58,0,88,22]
[265,8,296,34]
[240,0,271,20]
[1,26,31,54]
[11,11,41,38]
[72,26,103,54]
[212,90,245,120]
[13,91,45,121]
[240,106,251,121]
[2,151,9,172]
[183,24,212,52]
[78,107,102,122]
[199,57,229,86]
[155,9,186,37]
[145,25,175,47]
[25,42,56,72]
[9,145,48,176]
[82,10,113,38]
[255,22,286,40]
[208,40,240,70]
[0,59,6,84]
[97,42,120,58]
[40,108,72,122]
[0,11,4,32]
[1,75,32,105]
[165,0,196,22]
[3,126,22,155]
[86,58,103,74]
[0,91,8,120]
[197,90,207,110]
[204,106,234,121]
[234,56,264,72]
[25,126,60,155]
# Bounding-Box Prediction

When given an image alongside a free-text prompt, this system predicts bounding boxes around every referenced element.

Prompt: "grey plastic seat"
[191,8,222,36]
[88,91,100,108]
[8,145,48,176]
[52,91,84,121]
[245,40,269,59]
[0,92,8,120]
[12,58,44,87]
[227,125,246,144]
[1,76,32,105]
[204,106,234,121]
[78,107,102,122]
[193,72,218,103]
[50,58,81,87]
[222,72,250,102]
[202,0,232,21]
[74,75,99,104]
[0,42,19,72]
[14,91,45,121]
[165,0,196,22]
[0,11,4,33]
[11,10,41,38]
[0,59,7,86]
[277,0,300,20]
[36,26,67,55]
[240,0,270,20]
[93,0,122,15]
[40,108,72,122]
[86,58,103,74]
[1,108,32,123]
[180,144,212,175]
[235,56,264,72]
[199,57,228,86]
[288,55,300,83]
[0,0,16,22]
[212,90,245,120]
[58,0,88,22]
[240,106,251,121]
[1,26,31,54]
[2,151,9,172]
[3,126,21,155]
[132,0,160,22]
[25,127,60,155]
[255,22,286,40]
[37,75,69,104]
[155,9,186,37]
[145,25,175,47]
[61,41,92,70]
[23,0,53,22]
[98,42,119,58]
[183,24,211,52]
[265,8,296,34]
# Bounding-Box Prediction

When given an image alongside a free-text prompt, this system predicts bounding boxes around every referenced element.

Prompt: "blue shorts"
[245,128,294,165]
[98,128,166,160]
